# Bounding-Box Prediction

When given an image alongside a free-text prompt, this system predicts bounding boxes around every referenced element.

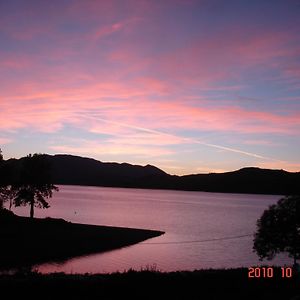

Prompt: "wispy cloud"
[50,139,173,158]
[79,115,279,160]
[0,0,299,172]
[1,86,299,135]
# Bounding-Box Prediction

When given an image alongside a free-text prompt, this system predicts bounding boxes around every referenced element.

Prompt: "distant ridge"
[4,154,300,195]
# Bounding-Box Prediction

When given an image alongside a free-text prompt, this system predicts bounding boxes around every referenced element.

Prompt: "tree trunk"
[30,199,34,218]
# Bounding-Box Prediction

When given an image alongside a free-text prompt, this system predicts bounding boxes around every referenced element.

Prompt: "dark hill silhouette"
[177,167,300,194]
[47,154,168,187]
[3,154,300,195]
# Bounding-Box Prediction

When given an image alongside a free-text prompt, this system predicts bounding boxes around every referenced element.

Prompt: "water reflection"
[10,186,291,273]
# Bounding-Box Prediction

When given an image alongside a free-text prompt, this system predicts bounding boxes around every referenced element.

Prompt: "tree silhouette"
[0,186,16,210]
[0,148,8,209]
[0,148,17,210]
[0,148,4,209]
[253,195,300,265]
[13,154,58,218]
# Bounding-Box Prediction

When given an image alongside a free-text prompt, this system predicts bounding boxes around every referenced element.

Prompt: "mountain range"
[4,154,300,195]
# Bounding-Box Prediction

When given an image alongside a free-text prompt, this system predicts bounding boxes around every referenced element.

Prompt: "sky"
[0,0,300,175]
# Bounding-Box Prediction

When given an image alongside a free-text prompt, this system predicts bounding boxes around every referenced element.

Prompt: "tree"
[0,186,16,210]
[0,148,16,210]
[0,148,5,209]
[13,154,59,218]
[253,195,300,265]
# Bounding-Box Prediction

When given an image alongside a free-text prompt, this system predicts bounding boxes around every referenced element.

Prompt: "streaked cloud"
[0,0,299,173]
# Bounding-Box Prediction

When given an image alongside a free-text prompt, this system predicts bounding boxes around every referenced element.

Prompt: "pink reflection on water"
[8,186,292,273]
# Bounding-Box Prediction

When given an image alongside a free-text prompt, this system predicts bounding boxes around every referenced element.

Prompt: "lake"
[11,185,291,273]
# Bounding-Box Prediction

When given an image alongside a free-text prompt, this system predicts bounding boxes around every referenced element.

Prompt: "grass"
[0,267,299,300]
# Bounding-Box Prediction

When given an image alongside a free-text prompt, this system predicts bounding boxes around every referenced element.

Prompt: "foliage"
[0,185,16,210]
[13,154,58,218]
[0,148,5,209]
[0,188,5,209]
[253,195,300,263]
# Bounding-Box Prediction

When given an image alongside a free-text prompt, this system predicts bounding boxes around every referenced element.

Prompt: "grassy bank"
[0,268,299,300]
[0,210,164,270]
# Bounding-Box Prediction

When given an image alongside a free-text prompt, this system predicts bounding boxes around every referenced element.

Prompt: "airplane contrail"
[83,114,280,161]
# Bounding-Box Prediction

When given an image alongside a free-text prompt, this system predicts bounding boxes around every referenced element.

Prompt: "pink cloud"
[0,137,12,145]
[1,0,299,92]
[0,2,298,159]
[135,77,171,95]
[0,54,31,69]
[154,30,300,87]
[92,22,124,40]
[104,24,300,91]
[243,140,278,146]
[67,0,157,22]
[89,17,141,41]
[106,132,184,146]
[1,78,299,137]
[0,0,298,173]
[50,140,173,158]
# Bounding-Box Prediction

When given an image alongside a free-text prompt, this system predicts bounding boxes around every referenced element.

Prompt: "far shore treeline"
[1,150,300,196]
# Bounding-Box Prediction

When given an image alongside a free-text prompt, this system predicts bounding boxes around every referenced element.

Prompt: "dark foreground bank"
[0,268,299,300]
[0,210,164,270]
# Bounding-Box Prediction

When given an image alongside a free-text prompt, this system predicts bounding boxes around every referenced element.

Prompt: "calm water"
[11,185,291,273]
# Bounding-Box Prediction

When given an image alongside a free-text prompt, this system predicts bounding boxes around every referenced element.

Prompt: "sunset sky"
[0,0,299,175]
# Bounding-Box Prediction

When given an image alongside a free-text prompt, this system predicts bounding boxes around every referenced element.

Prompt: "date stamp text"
[248,267,293,278]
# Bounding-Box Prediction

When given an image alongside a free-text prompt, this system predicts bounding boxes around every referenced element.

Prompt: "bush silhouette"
[253,195,300,265]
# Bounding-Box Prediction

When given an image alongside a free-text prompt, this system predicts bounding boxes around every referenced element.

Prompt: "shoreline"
[53,183,287,197]
[0,211,164,270]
